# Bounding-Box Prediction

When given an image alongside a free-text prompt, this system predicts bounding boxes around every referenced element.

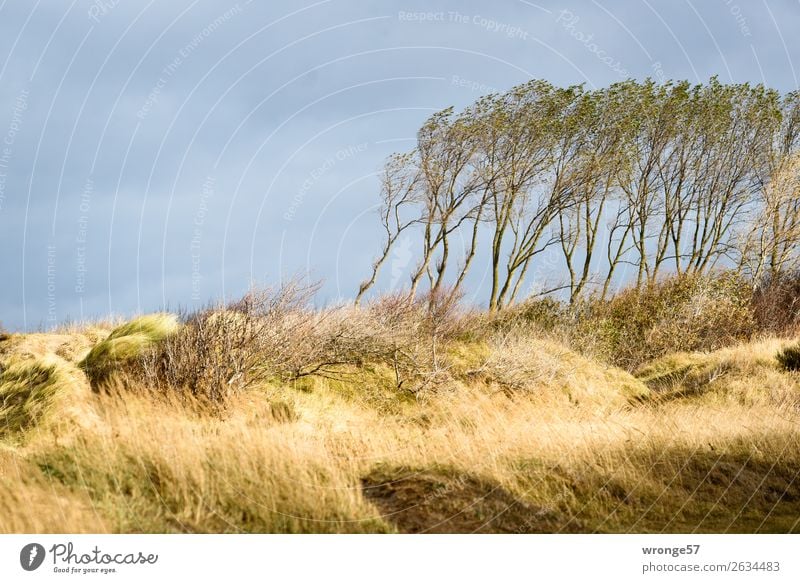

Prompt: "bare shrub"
[358,286,468,393]
[136,281,467,402]
[139,279,320,402]
[280,301,405,380]
[751,270,800,336]
[472,331,563,391]
[360,291,426,389]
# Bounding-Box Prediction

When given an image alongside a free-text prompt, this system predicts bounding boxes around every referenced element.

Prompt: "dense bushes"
[87,270,800,402]
[579,272,755,370]
[752,271,800,336]
[498,271,796,371]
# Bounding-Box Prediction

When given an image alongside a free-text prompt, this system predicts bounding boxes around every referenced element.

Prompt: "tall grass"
[4,381,797,533]
[1,281,799,533]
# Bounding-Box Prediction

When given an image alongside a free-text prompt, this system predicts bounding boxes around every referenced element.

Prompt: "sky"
[0,0,797,330]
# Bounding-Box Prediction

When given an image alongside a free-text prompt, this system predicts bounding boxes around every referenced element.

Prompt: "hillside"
[1,305,799,534]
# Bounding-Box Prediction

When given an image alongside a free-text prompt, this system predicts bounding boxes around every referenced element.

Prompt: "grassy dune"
[1,314,799,534]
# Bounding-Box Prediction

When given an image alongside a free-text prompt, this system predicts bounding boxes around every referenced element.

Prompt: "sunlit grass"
[1,315,798,533]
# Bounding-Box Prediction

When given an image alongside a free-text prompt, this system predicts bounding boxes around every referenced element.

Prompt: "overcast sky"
[0,0,797,330]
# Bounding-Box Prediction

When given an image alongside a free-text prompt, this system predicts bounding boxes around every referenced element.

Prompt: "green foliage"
[507,297,568,332]
[362,76,797,310]
[104,314,179,341]
[79,314,179,387]
[575,272,755,370]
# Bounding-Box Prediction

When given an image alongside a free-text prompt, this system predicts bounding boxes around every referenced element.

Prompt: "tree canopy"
[357,78,800,309]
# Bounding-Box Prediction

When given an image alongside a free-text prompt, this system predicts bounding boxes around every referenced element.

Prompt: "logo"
[20,543,46,571]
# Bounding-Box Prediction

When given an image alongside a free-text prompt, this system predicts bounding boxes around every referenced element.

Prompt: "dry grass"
[636,338,800,407]
[1,307,799,534]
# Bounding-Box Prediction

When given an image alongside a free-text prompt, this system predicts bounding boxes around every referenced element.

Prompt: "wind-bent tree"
[740,153,800,281]
[357,77,799,310]
[478,82,581,310]
[407,108,484,300]
[558,82,636,302]
[355,152,421,305]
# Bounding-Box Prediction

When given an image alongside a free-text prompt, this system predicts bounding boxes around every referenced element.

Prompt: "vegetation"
[2,78,799,534]
[79,313,179,388]
[776,342,800,372]
[0,356,86,437]
[1,276,799,533]
[357,78,800,309]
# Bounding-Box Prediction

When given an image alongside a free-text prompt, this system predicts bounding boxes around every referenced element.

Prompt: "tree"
[357,77,798,309]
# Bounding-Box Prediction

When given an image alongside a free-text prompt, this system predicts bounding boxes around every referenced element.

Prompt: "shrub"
[576,271,755,370]
[137,281,438,402]
[509,296,568,331]
[751,271,800,336]
[476,296,568,337]
[776,343,800,371]
[133,282,474,403]
[137,281,319,402]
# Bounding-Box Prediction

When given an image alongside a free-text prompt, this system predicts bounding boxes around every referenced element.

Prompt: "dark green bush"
[776,344,800,371]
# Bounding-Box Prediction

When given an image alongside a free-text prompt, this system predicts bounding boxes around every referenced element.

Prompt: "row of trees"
[356,78,800,310]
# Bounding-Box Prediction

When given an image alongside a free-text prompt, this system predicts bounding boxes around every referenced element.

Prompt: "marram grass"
[78,313,179,387]
[1,311,799,533]
[0,355,91,438]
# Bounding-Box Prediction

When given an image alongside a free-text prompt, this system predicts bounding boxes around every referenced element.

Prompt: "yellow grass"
[1,317,799,533]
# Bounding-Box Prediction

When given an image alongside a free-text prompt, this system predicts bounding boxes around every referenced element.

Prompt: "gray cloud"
[0,0,797,329]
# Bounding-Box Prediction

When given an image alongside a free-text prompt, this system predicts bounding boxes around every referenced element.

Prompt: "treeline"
[357,78,800,309]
